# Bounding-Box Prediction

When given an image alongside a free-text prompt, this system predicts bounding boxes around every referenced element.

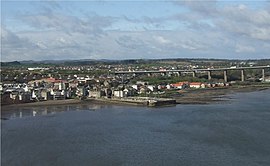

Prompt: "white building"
[189,83,201,89]
[114,90,124,98]
[166,84,171,89]
[132,85,138,90]
[147,85,155,92]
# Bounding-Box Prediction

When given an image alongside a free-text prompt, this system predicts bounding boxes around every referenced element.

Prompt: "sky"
[1,0,270,62]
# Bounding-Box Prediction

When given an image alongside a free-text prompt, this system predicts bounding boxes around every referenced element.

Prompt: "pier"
[91,97,176,107]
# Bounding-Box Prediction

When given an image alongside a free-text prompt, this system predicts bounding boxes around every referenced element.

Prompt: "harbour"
[2,1,270,165]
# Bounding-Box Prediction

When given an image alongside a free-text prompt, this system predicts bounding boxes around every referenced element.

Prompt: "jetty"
[90,97,176,107]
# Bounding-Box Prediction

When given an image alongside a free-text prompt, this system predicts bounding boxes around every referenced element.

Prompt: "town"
[1,58,270,106]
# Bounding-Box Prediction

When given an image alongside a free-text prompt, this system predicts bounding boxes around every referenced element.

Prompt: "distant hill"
[1,61,21,66]
[1,58,270,67]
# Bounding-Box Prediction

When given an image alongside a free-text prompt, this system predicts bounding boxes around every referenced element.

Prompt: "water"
[1,90,270,166]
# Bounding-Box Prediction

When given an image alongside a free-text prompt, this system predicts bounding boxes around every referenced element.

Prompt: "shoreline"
[1,99,83,109]
[175,85,270,104]
[1,85,270,110]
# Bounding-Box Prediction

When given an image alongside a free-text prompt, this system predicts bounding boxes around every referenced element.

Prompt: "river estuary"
[1,89,270,166]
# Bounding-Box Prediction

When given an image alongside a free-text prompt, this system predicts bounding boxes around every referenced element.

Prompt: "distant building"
[52,90,66,100]
[171,82,188,89]
[147,85,156,92]
[113,90,124,98]
[131,84,138,90]
[136,81,148,85]
[40,89,52,100]
[123,88,135,97]
[157,85,166,90]
[89,90,105,98]
[27,67,49,71]
[189,82,202,89]
[263,77,270,82]
[76,86,87,97]
[166,84,171,90]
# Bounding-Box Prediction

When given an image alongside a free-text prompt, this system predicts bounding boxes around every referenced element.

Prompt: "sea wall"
[89,97,176,107]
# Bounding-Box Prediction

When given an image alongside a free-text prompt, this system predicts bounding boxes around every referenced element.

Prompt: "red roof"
[190,82,201,85]
[43,77,56,83]
[171,82,188,87]
[43,77,67,83]
[171,83,183,87]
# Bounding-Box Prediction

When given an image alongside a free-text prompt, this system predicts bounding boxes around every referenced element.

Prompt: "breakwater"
[89,97,176,107]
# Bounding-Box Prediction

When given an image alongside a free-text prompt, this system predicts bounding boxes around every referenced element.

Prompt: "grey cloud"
[16,2,117,37]
[1,28,96,61]
[2,27,30,48]
[2,28,269,61]
[235,44,255,53]
[217,5,270,41]
[115,35,146,50]
[173,0,218,17]
[144,1,218,32]
[3,1,270,61]
[171,1,270,41]
[1,27,38,61]
[33,1,62,14]
[122,15,141,23]
[221,5,270,26]
[120,1,217,31]
[179,39,206,51]
[19,12,116,36]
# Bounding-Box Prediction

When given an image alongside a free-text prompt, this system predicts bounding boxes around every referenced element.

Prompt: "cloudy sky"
[1,0,270,62]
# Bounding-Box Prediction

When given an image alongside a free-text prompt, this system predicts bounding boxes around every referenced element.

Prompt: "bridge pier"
[176,72,181,76]
[224,70,228,82]
[208,71,211,80]
[121,74,125,84]
[114,66,270,82]
[192,71,196,78]
[241,70,245,82]
[262,69,265,82]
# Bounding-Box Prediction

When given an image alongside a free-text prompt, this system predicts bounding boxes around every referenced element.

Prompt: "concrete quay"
[89,97,176,107]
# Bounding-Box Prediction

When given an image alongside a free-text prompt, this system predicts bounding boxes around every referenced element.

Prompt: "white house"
[89,90,103,98]
[166,84,171,89]
[113,90,124,98]
[147,85,155,92]
[131,84,138,90]
[189,82,201,89]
